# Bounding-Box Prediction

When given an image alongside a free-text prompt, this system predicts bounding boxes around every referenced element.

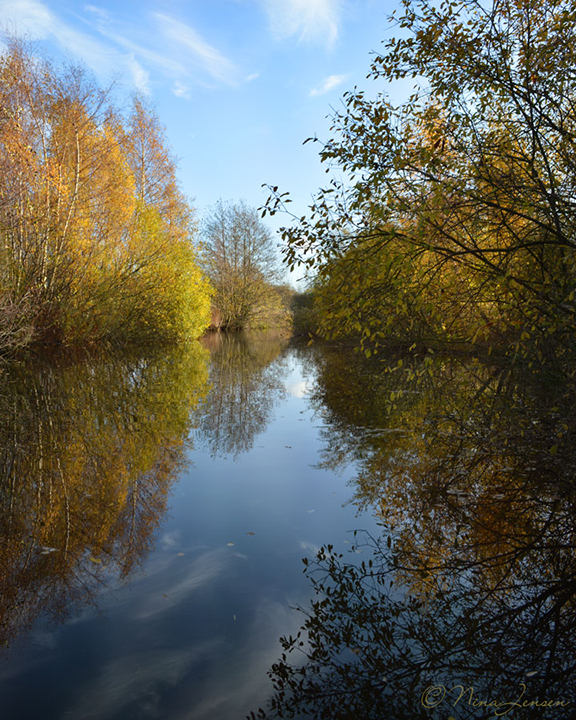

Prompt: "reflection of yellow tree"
[197,331,288,457]
[311,347,576,594]
[254,348,576,720]
[0,343,209,646]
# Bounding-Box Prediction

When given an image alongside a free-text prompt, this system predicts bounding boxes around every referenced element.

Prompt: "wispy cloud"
[299,539,321,554]
[0,0,52,38]
[172,599,306,720]
[84,4,108,22]
[309,73,348,96]
[124,55,150,94]
[97,29,184,78]
[0,1,244,99]
[160,529,182,551]
[263,0,342,48]
[154,13,240,85]
[65,644,221,720]
[61,597,305,720]
[133,548,230,620]
[0,0,151,92]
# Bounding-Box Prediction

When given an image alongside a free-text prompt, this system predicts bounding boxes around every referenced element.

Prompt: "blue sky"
[0,0,397,283]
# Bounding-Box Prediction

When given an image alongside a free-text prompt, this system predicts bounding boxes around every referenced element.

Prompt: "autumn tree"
[265,0,576,365]
[201,200,287,330]
[0,38,211,349]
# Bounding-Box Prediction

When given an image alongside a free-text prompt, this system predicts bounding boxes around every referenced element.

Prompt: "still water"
[1,333,575,719]
[0,333,377,720]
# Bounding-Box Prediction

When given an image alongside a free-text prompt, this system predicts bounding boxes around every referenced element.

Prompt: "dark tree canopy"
[249,347,576,719]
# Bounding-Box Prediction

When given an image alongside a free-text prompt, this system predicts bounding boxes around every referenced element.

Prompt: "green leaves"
[265,0,576,369]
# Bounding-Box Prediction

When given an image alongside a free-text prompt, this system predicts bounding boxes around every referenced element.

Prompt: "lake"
[0,332,574,719]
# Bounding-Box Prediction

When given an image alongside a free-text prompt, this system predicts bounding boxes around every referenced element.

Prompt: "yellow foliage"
[0,38,212,350]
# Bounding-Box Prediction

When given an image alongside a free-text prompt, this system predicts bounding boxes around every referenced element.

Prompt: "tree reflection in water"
[197,331,288,457]
[253,348,576,719]
[0,344,209,648]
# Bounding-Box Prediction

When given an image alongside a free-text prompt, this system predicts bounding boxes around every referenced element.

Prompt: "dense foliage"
[265,0,576,366]
[0,39,211,351]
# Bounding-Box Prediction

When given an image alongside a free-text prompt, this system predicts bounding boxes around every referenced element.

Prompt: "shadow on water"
[251,348,576,719]
[0,343,209,649]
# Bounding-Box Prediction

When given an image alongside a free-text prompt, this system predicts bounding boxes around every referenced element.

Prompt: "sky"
[0,0,398,284]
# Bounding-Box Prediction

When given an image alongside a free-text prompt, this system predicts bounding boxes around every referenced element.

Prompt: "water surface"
[1,335,575,720]
[0,333,375,720]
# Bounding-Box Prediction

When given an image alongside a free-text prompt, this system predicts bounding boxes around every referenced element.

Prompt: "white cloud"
[0,0,149,90]
[126,55,151,94]
[175,600,306,720]
[288,380,309,396]
[61,598,305,720]
[133,548,230,620]
[98,29,185,77]
[309,73,348,96]
[160,529,182,550]
[0,1,240,98]
[299,539,321,554]
[65,644,220,720]
[263,0,342,48]
[173,80,192,99]
[154,13,240,85]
